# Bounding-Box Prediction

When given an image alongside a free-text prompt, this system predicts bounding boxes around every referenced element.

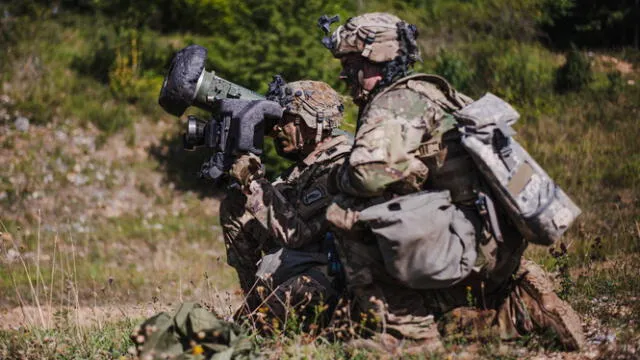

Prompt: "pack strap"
[414,114,458,167]
[492,122,518,172]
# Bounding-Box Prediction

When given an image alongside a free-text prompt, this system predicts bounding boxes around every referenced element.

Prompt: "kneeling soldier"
[219,78,351,330]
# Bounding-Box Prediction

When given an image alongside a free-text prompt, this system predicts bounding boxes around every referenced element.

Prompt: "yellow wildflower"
[192,344,204,355]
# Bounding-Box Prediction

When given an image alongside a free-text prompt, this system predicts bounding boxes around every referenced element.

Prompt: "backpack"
[132,302,257,360]
[454,93,581,245]
[354,74,581,288]
[398,74,581,246]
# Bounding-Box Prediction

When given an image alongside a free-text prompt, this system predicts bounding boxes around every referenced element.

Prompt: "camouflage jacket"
[335,74,472,198]
[244,134,352,251]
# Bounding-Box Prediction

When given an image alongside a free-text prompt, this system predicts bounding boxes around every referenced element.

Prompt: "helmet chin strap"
[294,116,304,151]
[354,68,371,105]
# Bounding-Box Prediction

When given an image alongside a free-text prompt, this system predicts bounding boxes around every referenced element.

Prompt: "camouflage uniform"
[327,74,526,338]
[321,13,583,350]
[219,80,351,325]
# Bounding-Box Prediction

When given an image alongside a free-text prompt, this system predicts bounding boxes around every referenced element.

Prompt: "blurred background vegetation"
[0,2,639,356]
[0,0,639,292]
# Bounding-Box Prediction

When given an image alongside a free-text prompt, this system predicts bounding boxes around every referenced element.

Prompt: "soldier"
[318,12,584,350]
[219,78,351,329]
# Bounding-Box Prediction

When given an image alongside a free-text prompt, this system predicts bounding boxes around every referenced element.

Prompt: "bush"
[555,47,593,93]
[71,29,117,83]
[476,42,556,104]
[435,50,475,93]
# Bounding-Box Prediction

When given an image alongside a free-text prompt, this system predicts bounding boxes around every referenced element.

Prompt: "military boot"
[498,260,585,351]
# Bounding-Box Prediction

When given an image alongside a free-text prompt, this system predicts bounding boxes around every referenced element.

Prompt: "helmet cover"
[266,76,344,130]
[319,12,421,64]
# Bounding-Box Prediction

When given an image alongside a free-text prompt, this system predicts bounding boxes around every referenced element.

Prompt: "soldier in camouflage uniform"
[319,12,584,350]
[219,79,351,327]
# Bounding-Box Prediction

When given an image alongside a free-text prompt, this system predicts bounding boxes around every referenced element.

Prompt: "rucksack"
[354,74,581,288]
[454,93,581,245]
[132,302,257,360]
[395,74,581,246]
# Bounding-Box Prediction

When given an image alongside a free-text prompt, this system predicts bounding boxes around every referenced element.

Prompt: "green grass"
[0,319,136,359]
[1,4,639,359]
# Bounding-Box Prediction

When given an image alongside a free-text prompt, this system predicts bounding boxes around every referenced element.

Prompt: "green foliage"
[418,0,574,42]
[476,42,556,104]
[198,0,352,93]
[429,42,557,105]
[606,70,624,98]
[555,47,593,92]
[435,50,474,93]
[543,0,639,49]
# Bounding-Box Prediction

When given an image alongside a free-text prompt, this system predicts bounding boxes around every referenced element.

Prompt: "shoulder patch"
[302,186,326,206]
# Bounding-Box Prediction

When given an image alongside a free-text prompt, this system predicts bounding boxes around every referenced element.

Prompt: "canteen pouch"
[358,190,478,289]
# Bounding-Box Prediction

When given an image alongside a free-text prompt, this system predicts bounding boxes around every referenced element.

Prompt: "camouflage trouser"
[336,237,525,341]
[329,198,527,341]
[219,188,278,294]
[238,266,337,333]
[220,190,336,330]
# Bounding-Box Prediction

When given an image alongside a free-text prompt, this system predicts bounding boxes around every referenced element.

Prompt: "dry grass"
[1,8,639,359]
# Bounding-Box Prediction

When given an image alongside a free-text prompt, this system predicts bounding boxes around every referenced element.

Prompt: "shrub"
[555,47,593,93]
[470,42,556,104]
[71,28,117,84]
[435,50,475,93]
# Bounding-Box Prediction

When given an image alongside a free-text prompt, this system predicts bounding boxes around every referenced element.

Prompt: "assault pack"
[454,93,582,245]
[355,74,581,289]
[386,74,582,246]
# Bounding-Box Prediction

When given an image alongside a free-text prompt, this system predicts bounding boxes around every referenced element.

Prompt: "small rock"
[14,117,29,132]
[6,248,20,263]
[74,174,89,186]
[54,130,68,142]
[628,80,636,86]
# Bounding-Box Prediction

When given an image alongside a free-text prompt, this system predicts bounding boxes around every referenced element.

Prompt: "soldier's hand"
[230,153,265,188]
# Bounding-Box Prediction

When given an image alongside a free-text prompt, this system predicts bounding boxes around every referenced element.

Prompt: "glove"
[230,153,264,188]
[217,99,283,155]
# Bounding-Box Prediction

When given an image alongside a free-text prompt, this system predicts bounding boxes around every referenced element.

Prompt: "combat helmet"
[266,76,344,143]
[319,13,421,65]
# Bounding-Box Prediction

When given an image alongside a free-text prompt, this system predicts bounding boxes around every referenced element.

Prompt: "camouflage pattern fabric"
[220,135,352,318]
[325,12,420,64]
[132,302,257,360]
[242,134,351,249]
[239,261,337,334]
[334,77,444,197]
[219,189,278,295]
[329,75,527,340]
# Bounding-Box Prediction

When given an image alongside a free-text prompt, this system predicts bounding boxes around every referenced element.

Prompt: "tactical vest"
[273,134,353,250]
